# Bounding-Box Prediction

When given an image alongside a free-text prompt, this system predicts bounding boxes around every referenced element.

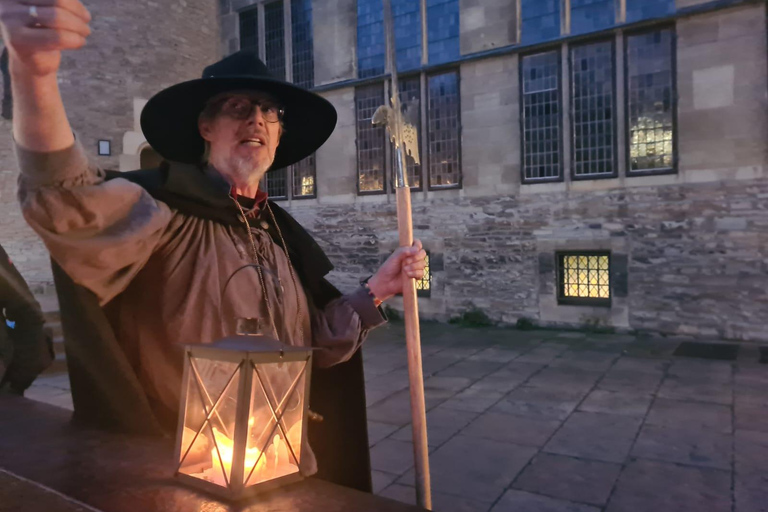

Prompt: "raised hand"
[368,240,428,303]
[0,0,91,77]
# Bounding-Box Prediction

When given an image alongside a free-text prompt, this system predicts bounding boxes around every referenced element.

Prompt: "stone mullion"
[561,43,572,183]
[561,0,571,36]
[257,2,266,62]
[615,31,627,181]
[284,0,293,83]
[615,0,627,24]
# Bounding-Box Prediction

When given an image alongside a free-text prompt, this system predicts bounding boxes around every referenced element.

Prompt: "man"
[1,0,425,491]
[0,243,52,395]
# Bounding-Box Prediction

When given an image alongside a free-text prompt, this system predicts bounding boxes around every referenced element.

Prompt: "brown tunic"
[16,141,385,474]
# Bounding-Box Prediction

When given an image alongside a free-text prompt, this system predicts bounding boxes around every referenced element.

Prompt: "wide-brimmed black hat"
[140,50,337,169]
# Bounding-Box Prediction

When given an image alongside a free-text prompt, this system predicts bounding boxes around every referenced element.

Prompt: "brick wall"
[0,0,219,290]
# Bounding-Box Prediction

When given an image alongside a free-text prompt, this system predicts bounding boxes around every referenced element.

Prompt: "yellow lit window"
[558,252,610,305]
[416,252,431,298]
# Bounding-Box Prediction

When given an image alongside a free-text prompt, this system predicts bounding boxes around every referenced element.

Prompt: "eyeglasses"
[216,96,285,123]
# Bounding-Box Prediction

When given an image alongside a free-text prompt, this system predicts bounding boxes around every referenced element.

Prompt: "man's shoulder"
[104,165,168,192]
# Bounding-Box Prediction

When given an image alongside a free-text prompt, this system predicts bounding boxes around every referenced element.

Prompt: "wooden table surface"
[0,396,423,512]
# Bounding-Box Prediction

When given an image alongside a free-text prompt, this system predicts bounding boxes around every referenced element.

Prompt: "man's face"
[198,91,283,186]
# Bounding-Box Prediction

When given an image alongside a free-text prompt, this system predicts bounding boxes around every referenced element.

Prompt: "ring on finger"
[28,5,42,27]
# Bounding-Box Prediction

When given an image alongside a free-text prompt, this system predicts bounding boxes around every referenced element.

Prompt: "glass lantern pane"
[244,359,307,487]
[178,357,242,488]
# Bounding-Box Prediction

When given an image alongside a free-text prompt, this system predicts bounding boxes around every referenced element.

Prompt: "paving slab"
[735,472,768,512]
[597,370,664,394]
[366,368,411,390]
[606,459,732,512]
[378,484,494,512]
[578,389,653,417]
[421,355,463,376]
[543,412,642,463]
[491,386,584,421]
[516,345,568,364]
[735,401,768,432]
[491,490,600,512]
[657,375,733,405]
[369,438,415,475]
[389,406,479,447]
[667,359,733,383]
[512,453,622,506]
[549,351,619,372]
[631,424,732,470]
[468,346,523,363]
[609,357,669,374]
[368,421,402,447]
[526,367,603,392]
[435,360,506,380]
[462,411,562,447]
[439,386,506,414]
[467,363,541,394]
[367,390,418,427]
[372,469,399,493]
[423,375,474,392]
[646,398,733,434]
[366,386,400,407]
[735,429,768,473]
[397,435,536,501]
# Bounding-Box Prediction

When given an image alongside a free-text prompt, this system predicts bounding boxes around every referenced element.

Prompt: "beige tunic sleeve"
[16,141,173,305]
[310,286,387,368]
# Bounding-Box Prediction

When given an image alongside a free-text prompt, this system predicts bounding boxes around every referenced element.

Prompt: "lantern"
[174,333,313,499]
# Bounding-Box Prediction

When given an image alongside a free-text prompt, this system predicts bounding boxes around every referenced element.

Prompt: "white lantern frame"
[173,337,313,500]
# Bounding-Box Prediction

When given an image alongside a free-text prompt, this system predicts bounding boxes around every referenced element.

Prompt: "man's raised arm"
[0,0,92,151]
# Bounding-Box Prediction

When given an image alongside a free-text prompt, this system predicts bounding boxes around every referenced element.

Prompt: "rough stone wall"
[313,0,357,85]
[459,0,518,55]
[0,0,219,289]
[290,177,768,341]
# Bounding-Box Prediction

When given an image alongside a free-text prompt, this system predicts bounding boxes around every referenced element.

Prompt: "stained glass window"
[570,0,615,36]
[521,50,562,182]
[291,0,314,88]
[292,153,316,198]
[571,41,616,178]
[264,1,286,80]
[357,0,386,78]
[626,0,675,23]
[558,253,611,305]
[265,168,288,199]
[239,8,259,52]
[356,84,387,193]
[626,29,675,174]
[521,0,561,45]
[427,71,461,188]
[427,0,459,65]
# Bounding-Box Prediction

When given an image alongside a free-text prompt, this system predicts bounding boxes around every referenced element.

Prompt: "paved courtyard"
[362,322,768,512]
[25,322,768,512]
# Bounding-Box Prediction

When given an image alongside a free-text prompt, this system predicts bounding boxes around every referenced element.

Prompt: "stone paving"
[362,322,768,512]
[24,322,768,512]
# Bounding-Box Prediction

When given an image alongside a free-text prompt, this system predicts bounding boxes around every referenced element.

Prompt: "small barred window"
[557,252,611,306]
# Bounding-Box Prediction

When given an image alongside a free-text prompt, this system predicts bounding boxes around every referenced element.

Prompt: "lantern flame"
[211,425,265,484]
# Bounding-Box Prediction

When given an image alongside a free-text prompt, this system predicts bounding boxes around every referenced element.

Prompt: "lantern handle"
[220,263,283,338]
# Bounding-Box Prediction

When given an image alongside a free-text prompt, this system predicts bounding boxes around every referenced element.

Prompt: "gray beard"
[210,151,271,189]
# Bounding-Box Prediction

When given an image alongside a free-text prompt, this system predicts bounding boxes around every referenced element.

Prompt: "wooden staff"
[381,0,432,508]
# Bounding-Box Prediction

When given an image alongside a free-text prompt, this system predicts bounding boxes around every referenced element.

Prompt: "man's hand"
[367,240,427,303]
[0,0,92,77]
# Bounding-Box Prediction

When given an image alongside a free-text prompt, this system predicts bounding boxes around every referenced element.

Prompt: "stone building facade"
[220,0,768,341]
[0,0,219,290]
